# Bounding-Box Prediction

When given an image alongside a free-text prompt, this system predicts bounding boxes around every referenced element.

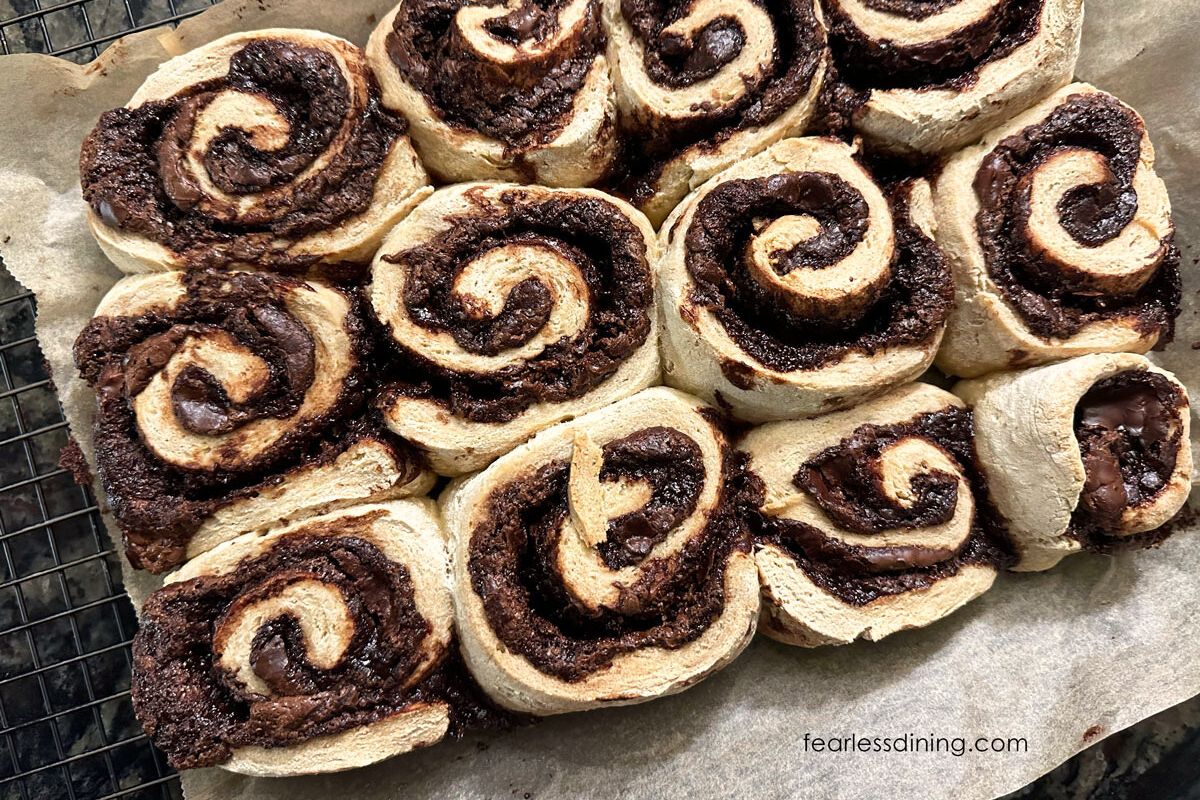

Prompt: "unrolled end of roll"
[955,353,1193,572]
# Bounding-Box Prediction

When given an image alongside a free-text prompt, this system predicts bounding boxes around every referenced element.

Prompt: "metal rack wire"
[0,5,215,799]
[0,0,214,63]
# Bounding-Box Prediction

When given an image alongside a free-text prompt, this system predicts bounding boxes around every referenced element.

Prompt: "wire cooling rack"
[0,5,216,800]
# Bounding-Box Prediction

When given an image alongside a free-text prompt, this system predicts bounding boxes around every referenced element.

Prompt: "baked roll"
[367,0,616,186]
[742,383,1008,647]
[935,83,1182,377]
[658,137,952,423]
[956,354,1193,572]
[80,29,430,276]
[443,387,759,714]
[132,501,461,776]
[368,182,659,475]
[73,271,434,573]
[821,0,1083,154]
[603,0,827,225]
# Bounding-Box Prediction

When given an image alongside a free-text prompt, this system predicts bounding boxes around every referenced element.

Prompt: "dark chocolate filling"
[751,407,1012,605]
[596,427,705,569]
[1068,370,1185,547]
[73,271,425,573]
[824,0,1043,92]
[974,93,1181,341]
[386,0,603,149]
[466,426,751,682]
[800,426,959,534]
[79,38,404,273]
[606,0,825,208]
[861,0,960,19]
[132,523,513,770]
[684,175,952,372]
[377,189,652,424]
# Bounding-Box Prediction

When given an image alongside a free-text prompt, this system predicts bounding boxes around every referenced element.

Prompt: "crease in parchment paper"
[0,2,1196,798]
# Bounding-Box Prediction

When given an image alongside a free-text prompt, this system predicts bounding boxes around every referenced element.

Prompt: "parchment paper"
[0,2,1197,798]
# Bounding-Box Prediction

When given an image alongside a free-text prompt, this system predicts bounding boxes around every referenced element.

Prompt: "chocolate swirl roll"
[821,0,1083,154]
[934,84,1183,377]
[603,0,828,225]
[658,137,952,422]
[956,354,1192,572]
[133,501,458,775]
[742,383,1008,647]
[443,387,759,714]
[368,0,617,186]
[80,29,430,276]
[368,182,659,475]
[73,270,434,573]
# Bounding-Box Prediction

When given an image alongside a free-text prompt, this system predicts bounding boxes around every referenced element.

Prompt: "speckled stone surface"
[0,2,1196,799]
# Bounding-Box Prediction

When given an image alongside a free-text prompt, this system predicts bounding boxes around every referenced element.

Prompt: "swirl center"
[692,170,893,326]
[767,417,977,571]
[213,578,353,697]
[447,239,589,358]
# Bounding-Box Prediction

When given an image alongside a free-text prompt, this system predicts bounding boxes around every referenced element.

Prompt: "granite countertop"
[0,2,1197,799]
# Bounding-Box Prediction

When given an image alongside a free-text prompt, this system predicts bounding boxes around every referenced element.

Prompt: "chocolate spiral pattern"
[73,270,433,573]
[444,387,759,714]
[368,0,617,186]
[132,502,459,775]
[934,85,1183,377]
[80,30,430,275]
[603,0,828,224]
[369,183,659,475]
[957,354,1192,572]
[659,137,952,422]
[819,0,1083,153]
[743,383,1008,647]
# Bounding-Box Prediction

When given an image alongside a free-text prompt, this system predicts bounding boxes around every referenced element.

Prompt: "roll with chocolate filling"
[658,136,952,422]
[443,387,759,714]
[821,0,1082,154]
[603,0,828,225]
[73,271,434,573]
[368,0,617,186]
[80,29,431,276]
[955,353,1192,572]
[934,84,1182,377]
[742,383,1009,647]
[132,501,467,776]
[368,182,659,475]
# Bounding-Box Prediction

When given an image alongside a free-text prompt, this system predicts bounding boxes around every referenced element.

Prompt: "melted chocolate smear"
[684,177,952,371]
[387,0,601,148]
[751,408,1014,604]
[79,39,404,273]
[1056,181,1140,247]
[973,93,1181,340]
[379,191,651,424]
[171,365,240,435]
[486,2,555,43]
[605,0,825,207]
[124,327,190,397]
[861,0,959,20]
[1073,370,1182,529]
[467,430,751,681]
[638,14,746,88]
[824,0,1043,92]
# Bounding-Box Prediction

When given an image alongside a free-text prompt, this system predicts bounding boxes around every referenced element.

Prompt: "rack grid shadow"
[0,4,218,799]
